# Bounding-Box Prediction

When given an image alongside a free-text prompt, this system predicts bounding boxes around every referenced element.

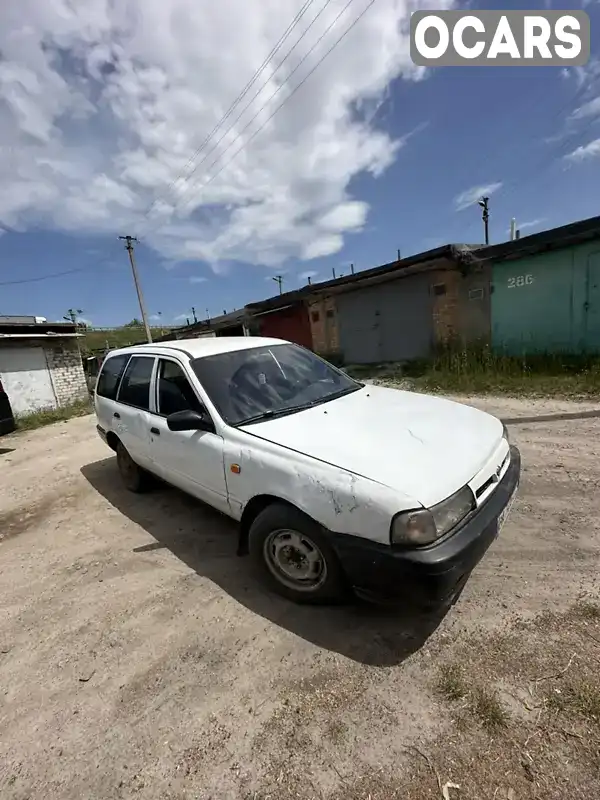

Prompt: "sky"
[1,0,599,327]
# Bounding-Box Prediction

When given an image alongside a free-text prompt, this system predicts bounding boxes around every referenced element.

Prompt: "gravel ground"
[0,394,599,799]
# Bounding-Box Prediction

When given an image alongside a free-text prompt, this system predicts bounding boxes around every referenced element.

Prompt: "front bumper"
[330,445,521,607]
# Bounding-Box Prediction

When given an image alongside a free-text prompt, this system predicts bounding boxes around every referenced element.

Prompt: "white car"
[94,337,520,606]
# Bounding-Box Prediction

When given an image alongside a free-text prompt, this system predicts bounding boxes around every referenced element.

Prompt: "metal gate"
[336,274,434,364]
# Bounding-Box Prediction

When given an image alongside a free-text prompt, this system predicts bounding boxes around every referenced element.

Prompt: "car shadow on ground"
[81,457,449,667]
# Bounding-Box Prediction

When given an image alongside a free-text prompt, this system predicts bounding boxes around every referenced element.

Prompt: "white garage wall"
[0,346,58,415]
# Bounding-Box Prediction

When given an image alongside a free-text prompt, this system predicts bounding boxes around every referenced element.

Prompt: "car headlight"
[390,485,475,547]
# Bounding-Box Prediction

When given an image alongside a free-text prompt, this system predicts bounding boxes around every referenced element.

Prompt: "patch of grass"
[349,347,600,398]
[81,324,169,353]
[436,663,468,702]
[471,686,509,730]
[548,679,600,725]
[15,398,92,431]
[436,664,508,730]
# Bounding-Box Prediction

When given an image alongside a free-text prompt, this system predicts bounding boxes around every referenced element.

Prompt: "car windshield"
[191,343,361,426]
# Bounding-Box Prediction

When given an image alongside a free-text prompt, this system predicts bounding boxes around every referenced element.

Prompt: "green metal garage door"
[491,243,600,354]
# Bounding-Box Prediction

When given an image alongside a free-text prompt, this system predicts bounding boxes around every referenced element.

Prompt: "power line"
[0,266,88,286]
[0,240,123,286]
[0,2,331,289]
[139,0,321,225]
[144,0,339,224]
[171,0,375,219]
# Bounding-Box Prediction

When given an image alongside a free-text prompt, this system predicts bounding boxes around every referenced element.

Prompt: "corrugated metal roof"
[245,244,480,313]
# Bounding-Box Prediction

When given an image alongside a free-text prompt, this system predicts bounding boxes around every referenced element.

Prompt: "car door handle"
[113,412,120,419]
[150,427,160,435]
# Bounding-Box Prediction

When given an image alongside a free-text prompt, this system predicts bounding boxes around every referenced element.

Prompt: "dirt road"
[1,396,599,799]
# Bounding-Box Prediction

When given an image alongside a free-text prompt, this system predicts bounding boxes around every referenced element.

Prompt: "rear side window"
[96,355,129,400]
[117,356,155,410]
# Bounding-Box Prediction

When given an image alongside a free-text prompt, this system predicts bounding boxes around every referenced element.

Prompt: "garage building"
[0,317,88,416]
[483,215,600,354]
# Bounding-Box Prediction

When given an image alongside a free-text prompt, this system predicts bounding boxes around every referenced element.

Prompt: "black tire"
[248,503,347,604]
[116,441,152,493]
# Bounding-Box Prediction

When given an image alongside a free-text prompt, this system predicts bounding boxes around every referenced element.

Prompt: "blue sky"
[1,0,599,327]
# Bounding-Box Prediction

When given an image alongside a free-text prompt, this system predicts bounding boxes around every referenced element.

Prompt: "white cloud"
[299,269,319,279]
[564,138,600,162]
[518,218,545,231]
[174,313,192,322]
[569,96,600,122]
[506,218,545,234]
[189,276,208,284]
[149,313,163,321]
[453,182,502,212]
[0,0,445,271]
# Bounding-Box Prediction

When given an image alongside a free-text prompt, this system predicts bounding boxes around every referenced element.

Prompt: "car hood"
[240,384,504,507]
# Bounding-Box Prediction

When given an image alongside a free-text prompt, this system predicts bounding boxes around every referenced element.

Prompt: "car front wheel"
[248,503,346,604]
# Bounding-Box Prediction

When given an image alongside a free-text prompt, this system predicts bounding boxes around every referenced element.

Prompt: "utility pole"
[119,235,152,343]
[478,197,490,246]
[64,308,82,325]
[191,306,198,323]
[272,275,283,295]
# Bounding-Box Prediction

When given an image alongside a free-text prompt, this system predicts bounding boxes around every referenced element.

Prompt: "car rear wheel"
[116,442,151,493]
[248,503,346,604]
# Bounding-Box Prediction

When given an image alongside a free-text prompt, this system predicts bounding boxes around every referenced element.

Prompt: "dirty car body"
[94,337,521,606]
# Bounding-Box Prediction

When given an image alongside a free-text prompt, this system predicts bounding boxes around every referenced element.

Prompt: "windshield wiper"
[234,401,318,427]
[233,409,278,426]
[234,385,362,427]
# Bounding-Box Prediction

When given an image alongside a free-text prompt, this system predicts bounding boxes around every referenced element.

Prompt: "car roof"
[107,336,288,360]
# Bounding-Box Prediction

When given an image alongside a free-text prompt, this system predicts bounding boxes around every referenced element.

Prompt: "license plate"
[497,482,519,532]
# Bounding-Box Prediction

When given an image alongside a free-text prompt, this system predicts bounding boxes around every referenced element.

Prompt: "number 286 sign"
[508,274,534,288]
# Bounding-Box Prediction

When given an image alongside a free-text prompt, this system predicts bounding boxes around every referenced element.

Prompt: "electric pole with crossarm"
[119,235,152,343]
[478,196,490,246]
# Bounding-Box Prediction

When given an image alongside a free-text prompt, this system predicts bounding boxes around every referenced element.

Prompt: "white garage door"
[0,347,57,415]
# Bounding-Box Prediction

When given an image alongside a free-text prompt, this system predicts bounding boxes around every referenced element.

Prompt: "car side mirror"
[166,408,214,433]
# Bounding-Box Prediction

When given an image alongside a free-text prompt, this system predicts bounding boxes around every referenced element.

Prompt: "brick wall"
[307,296,339,354]
[45,340,89,406]
[431,269,461,344]
[431,263,491,347]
